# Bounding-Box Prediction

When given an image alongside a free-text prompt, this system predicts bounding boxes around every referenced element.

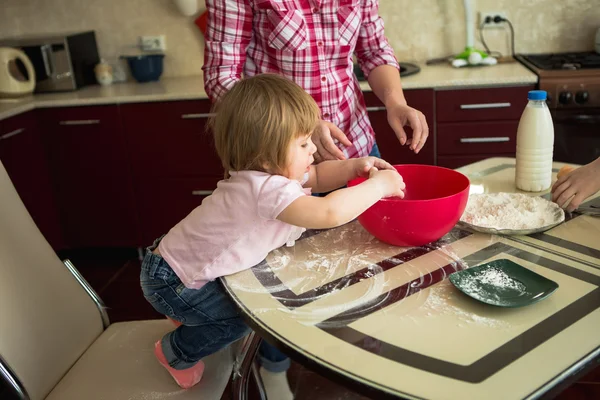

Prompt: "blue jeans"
[369,142,381,158]
[140,238,290,372]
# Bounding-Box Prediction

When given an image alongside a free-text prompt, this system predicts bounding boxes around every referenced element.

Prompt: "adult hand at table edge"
[552,158,600,212]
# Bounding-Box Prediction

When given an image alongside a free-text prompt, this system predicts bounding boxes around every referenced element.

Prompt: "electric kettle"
[0,47,35,98]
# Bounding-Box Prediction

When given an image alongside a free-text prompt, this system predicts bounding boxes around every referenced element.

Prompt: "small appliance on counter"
[0,47,35,97]
[0,31,100,93]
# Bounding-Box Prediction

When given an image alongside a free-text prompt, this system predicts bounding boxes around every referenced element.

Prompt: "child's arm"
[278,168,405,229]
[304,157,395,193]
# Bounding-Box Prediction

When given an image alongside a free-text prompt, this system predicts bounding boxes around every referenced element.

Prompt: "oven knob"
[575,91,589,104]
[558,91,572,105]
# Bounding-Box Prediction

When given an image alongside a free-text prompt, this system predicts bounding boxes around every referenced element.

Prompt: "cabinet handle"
[181,113,215,119]
[460,102,511,110]
[191,190,213,196]
[59,119,101,125]
[0,128,25,140]
[460,137,510,143]
[365,106,387,112]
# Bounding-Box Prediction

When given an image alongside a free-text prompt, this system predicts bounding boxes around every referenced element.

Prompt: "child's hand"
[552,158,600,211]
[368,167,406,198]
[354,157,395,178]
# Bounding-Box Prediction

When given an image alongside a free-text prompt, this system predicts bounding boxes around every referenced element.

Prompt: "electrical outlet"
[479,12,507,29]
[139,35,166,51]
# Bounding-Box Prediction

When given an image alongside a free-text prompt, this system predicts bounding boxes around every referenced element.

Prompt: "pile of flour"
[461,267,526,293]
[461,193,563,230]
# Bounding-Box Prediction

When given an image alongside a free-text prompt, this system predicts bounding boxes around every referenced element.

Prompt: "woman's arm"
[367,64,429,154]
[202,0,252,102]
[354,0,429,153]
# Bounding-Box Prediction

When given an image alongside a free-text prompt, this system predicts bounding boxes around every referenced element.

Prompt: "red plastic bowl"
[348,165,470,247]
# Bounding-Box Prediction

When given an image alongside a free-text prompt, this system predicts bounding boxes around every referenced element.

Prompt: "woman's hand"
[386,102,429,154]
[312,121,353,162]
[552,159,600,211]
[353,156,395,178]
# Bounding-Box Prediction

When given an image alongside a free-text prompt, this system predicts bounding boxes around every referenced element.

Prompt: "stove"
[516,52,600,109]
[521,52,600,71]
[516,51,600,165]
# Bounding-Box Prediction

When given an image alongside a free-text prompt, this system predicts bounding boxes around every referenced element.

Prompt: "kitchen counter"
[359,60,537,91]
[0,62,537,121]
[0,76,209,120]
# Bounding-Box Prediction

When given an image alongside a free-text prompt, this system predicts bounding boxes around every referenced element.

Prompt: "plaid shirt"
[203,0,399,158]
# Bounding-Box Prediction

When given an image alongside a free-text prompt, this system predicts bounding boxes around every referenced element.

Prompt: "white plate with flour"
[458,193,565,235]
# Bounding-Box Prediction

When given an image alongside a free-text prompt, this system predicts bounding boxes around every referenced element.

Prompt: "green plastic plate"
[449,259,559,308]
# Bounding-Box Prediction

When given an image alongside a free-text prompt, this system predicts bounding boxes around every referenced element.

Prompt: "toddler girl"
[140,74,405,396]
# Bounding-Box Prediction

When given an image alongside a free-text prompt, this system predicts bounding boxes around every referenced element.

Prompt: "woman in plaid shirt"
[202,1,427,397]
[203,0,429,164]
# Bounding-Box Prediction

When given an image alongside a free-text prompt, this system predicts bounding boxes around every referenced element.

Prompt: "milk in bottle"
[515,90,554,192]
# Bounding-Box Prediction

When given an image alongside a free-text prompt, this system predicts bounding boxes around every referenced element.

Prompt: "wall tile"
[1,0,598,78]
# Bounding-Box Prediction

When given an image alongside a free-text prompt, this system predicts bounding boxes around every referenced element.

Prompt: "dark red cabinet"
[363,90,435,166]
[436,85,535,168]
[121,100,222,246]
[436,121,519,155]
[0,111,63,249]
[135,176,220,245]
[38,106,140,248]
[436,86,532,122]
[121,100,222,178]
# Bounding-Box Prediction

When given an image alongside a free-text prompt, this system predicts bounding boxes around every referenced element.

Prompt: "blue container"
[122,54,164,83]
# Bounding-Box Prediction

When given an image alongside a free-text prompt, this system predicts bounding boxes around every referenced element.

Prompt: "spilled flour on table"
[420,281,513,329]
[461,193,564,230]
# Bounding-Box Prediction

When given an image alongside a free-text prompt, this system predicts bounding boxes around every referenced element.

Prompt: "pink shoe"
[167,316,183,327]
[154,340,204,389]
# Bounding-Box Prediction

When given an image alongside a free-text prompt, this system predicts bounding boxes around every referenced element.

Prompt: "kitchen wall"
[0,0,207,78]
[1,0,599,78]
[382,0,600,63]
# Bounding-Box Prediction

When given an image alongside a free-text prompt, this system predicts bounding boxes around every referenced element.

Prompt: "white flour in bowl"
[460,193,563,231]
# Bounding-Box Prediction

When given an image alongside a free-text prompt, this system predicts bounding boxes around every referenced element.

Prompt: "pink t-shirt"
[158,170,310,289]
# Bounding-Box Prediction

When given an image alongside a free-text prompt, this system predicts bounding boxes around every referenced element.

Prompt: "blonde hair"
[208,74,320,177]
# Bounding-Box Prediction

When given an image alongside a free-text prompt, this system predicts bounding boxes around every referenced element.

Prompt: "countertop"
[222,157,600,400]
[0,61,537,121]
[359,61,537,92]
[0,76,209,120]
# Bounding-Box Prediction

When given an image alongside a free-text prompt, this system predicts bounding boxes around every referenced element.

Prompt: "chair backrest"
[0,161,103,400]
